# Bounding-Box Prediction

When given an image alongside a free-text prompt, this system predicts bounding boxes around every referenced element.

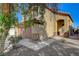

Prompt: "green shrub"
[0,52,5,56]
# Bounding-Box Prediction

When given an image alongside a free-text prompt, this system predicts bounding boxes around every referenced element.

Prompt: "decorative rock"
[4,27,16,53]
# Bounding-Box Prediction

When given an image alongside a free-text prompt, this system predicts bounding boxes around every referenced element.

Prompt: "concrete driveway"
[5,36,79,56]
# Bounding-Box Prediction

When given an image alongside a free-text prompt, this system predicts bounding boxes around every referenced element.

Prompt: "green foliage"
[20,4,28,15]
[0,28,4,33]
[23,19,34,31]
[18,4,46,31]
[0,52,5,56]
[0,13,17,29]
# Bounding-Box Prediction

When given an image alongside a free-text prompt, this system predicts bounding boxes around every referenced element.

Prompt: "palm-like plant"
[0,4,18,53]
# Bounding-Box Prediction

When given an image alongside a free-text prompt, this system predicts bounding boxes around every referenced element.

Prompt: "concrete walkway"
[53,36,79,49]
[5,36,79,56]
[18,38,55,51]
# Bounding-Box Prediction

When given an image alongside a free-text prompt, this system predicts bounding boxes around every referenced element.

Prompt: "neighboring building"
[74,26,79,35]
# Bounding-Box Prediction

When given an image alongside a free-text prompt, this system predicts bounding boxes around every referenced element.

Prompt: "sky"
[16,3,79,28]
[16,12,22,23]
[58,3,79,28]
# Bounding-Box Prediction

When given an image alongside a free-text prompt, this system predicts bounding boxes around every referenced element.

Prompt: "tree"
[26,3,46,25]
[26,4,47,40]
[20,3,34,31]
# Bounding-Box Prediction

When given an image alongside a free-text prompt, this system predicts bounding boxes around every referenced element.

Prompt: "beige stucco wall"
[44,9,73,37]
[55,14,67,35]
[66,16,73,31]
[44,9,55,37]
[55,14,73,35]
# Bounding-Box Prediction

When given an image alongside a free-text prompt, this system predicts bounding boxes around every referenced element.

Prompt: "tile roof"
[47,8,73,22]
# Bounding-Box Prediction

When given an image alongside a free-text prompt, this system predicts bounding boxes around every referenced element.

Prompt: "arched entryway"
[57,19,64,36]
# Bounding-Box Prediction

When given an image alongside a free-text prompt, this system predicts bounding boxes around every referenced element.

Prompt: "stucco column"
[54,13,57,36]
